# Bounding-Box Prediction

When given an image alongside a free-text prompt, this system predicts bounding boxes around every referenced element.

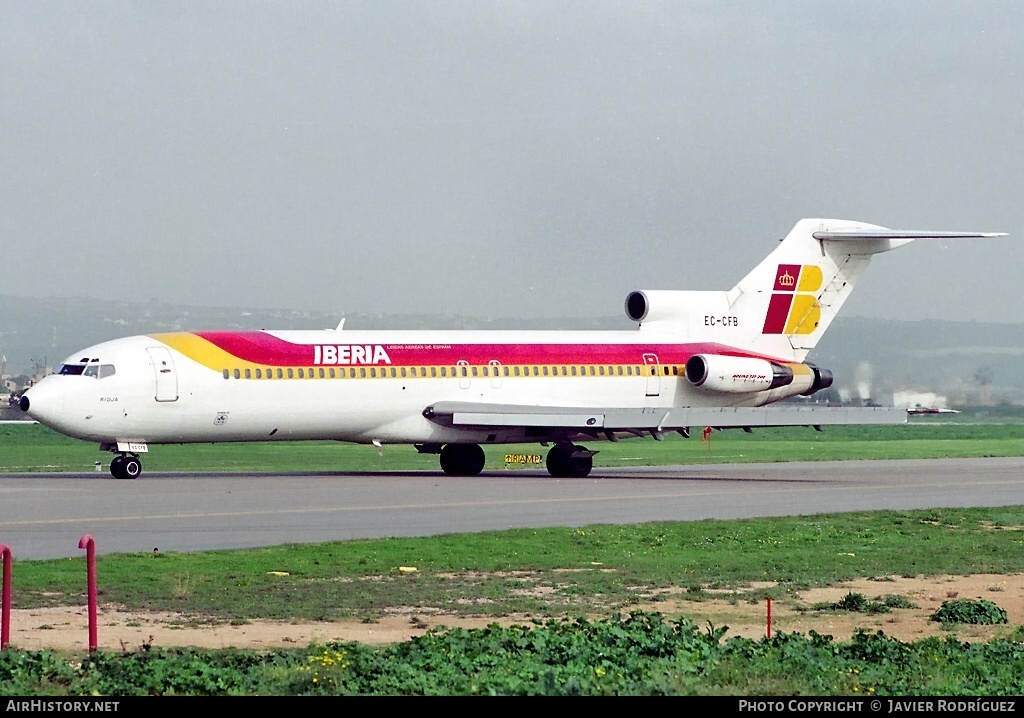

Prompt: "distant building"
[892,390,950,411]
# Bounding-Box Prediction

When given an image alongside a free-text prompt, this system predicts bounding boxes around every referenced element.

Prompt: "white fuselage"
[23,328,788,447]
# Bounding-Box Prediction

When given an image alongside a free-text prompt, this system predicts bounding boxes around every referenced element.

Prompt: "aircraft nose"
[19,380,65,424]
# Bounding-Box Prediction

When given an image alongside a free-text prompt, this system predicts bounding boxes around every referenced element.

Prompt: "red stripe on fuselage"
[193,331,785,366]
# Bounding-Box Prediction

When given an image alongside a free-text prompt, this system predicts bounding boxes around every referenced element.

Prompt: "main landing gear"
[436,442,595,478]
[110,453,142,480]
[545,443,594,478]
[439,443,486,476]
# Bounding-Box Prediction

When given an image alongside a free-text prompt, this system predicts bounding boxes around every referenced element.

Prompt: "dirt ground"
[5,573,1024,652]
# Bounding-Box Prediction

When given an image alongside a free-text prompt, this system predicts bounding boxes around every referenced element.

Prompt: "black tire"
[570,444,593,478]
[439,444,486,476]
[546,445,569,477]
[109,455,125,479]
[546,444,593,478]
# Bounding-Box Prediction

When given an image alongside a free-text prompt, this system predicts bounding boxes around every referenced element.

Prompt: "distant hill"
[811,317,1024,405]
[2,295,1021,404]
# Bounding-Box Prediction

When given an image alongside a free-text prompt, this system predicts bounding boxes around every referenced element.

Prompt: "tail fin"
[627,219,1003,362]
[736,219,1003,360]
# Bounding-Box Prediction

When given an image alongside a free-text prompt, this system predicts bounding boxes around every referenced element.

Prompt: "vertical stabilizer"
[626,219,1002,362]
[732,219,1003,361]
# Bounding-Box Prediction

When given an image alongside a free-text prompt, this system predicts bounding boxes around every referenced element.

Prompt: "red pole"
[766,597,772,639]
[1,544,11,650]
[78,535,97,653]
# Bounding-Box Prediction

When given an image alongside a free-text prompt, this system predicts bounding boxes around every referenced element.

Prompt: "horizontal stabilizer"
[424,401,906,430]
[813,230,1006,241]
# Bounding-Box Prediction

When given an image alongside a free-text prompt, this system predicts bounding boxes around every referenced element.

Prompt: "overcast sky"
[2,1,1021,325]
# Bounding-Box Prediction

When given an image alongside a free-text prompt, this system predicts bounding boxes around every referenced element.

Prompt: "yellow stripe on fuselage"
[149,333,266,372]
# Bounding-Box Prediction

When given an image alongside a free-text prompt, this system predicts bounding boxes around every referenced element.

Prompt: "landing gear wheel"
[546,444,593,478]
[122,455,142,479]
[110,454,142,479]
[439,444,486,476]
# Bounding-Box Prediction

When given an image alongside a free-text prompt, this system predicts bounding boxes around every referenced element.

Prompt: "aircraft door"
[643,353,661,397]
[489,360,502,389]
[147,346,179,402]
[457,360,471,389]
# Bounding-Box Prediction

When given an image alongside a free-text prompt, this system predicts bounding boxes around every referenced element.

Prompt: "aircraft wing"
[423,401,906,435]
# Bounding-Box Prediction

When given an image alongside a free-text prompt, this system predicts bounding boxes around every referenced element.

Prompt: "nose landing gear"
[110,453,142,480]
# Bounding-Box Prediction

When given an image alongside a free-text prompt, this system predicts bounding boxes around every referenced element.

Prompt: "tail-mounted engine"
[625,290,692,324]
[685,354,833,397]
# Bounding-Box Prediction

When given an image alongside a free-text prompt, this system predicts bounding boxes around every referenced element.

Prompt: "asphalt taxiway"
[1,457,1023,559]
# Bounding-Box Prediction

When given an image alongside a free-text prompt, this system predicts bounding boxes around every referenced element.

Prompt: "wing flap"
[424,401,906,430]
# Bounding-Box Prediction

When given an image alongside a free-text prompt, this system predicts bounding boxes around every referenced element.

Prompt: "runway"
[1,457,1023,560]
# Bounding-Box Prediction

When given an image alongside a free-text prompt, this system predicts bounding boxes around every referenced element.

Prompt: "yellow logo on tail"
[762,265,822,335]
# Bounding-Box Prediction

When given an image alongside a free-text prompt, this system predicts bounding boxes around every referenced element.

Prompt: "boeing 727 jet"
[20,218,1003,478]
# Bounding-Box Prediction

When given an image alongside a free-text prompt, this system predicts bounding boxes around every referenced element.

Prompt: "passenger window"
[298,368,304,379]
[256,368,262,379]
[223,369,230,380]
[542,366,549,376]
[570,366,577,376]
[287,368,294,379]
[329,368,336,378]
[360,368,366,378]
[244,368,252,379]
[513,366,520,377]
[233,368,241,379]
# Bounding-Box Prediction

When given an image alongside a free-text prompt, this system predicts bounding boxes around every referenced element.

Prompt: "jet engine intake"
[685,354,794,394]
[624,290,692,324]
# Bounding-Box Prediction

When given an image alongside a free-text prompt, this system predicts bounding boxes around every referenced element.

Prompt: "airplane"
[19,218,1004,479]
[906,406,961,415]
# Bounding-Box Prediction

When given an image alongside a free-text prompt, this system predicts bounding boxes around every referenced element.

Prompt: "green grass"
[7,506,1024,623]
[4,418,1024,695]
[2,420,1023,473]
[7,614,1024,695]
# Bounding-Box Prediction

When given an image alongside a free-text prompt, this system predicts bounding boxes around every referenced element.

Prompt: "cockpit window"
[59,363,115,378]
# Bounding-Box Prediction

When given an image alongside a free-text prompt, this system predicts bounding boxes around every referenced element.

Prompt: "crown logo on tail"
[763,264,822,335]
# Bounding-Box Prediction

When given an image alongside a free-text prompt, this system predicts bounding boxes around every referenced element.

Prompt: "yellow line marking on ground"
[2,478,1022,528]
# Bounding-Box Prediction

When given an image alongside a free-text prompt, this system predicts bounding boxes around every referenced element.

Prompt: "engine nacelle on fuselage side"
[685,354,833,399]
